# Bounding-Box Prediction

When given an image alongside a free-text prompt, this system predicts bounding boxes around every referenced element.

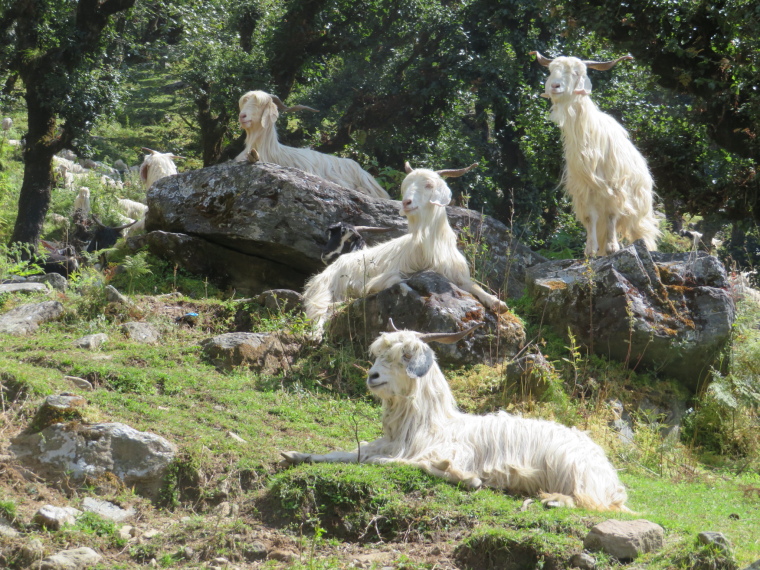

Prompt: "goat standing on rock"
[236,90,390,199]
[302,162,508,336]
[282,322,630,512]
[533,51,660,257]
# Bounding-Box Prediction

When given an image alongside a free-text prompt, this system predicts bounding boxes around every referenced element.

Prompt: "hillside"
[1,64,760,570]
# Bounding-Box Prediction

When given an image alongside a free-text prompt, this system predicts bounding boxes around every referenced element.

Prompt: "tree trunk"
[10,85,59,247]
[196,91,229,167]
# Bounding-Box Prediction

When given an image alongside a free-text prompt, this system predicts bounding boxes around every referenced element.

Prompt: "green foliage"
[0,499,17,523]
[71,511,127,548]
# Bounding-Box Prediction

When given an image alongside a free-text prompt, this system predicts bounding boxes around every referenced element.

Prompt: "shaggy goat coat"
[236,91,390,199]
[541,55,660,256]
[302,166,507,333]
[282,330,629,512]
[140,150,179,190]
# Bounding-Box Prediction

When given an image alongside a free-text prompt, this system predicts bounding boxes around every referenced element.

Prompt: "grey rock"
[28,273,68,291]
[201,332,303,373]
[33,505,82,530]
[65,376,93,390]
[11,422,177,501]
[18,538,46,567]
[81,497,135,522]
[698,531,733,555]
[743,560,760,570]
[584,519,664,560]
[0,282,49,294]
[114,159,129,172]
[243,541,268,562]
[73,333,108,349]
[504,352,555,399]
[329,271,525,366]
[0,516,18,537]
[105,285,129,303]
[121,322,160,344]
[257,289,303,313]
[570,552,596,569]
[0,300,64,335]
[36,546,102,569]
[139,162,544,299]
[526,243,734,391]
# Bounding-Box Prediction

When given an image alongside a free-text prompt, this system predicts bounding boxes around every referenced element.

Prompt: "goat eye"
[402,353,411,361]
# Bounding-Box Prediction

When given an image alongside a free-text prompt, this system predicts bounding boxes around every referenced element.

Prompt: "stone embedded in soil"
[33,505,83,530]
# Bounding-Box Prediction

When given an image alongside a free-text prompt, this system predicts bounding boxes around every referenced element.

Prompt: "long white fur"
[302,166,508,334]
[235,90,390,199]
[140,151,178,190]
[73,187,91,217]
[117,198,149,220]
[282,329,629,512]
[542,56,660,256]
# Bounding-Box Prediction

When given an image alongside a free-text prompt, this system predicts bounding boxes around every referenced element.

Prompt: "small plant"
[0,242,42,279]
[0,499,17,523]
[120,252,153,295]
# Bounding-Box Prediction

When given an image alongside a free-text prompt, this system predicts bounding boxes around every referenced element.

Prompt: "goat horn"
[530,50,553,67]
[270,95,319,113]
[404,161,413,174]
[91,214,105,228]
[113,219,139,231]
[141,147,159,155]
[583,54,634,71]
[417,322,484,344]
[435,163,478,178]
[387,318,401,332]
[352,226,392,233]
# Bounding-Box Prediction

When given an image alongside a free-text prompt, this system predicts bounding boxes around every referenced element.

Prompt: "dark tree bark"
[196,89,231,166]
[7,0,136,246]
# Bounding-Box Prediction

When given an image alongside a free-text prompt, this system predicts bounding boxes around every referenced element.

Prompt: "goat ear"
[574,74,592,95]
[430,182,452,207]
[405,344,435,379]
[260,101,279,128]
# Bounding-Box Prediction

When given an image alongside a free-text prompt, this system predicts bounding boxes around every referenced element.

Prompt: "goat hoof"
[280,451,311,465]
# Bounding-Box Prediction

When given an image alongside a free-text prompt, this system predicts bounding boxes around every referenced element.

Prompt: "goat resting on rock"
[302,162,508,336]
[533,51,660,257]
[282,322,630,512]
[236,90,390,199]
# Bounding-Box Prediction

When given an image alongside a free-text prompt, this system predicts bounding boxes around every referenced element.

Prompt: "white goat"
[117,198,149,220]
[236,90,390,200]
[1,117,11,132]
[282,324,629,512]
[533,51,660,257]
[73,187,91,217]
[302,162,508,334]
[140,148,181,190]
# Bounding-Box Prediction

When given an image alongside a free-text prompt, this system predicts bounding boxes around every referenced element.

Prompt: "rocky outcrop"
[11,420,177,501]
[328,271,525,365]
[0,301,64,335]
[136,161,544,297]
[526,242,734,390]
[201,332,303,373]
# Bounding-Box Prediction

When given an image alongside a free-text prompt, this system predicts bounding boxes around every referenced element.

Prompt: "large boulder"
[526,242,734,391]
[138,161,544,297]
[328,271,526,365]
[0,301,64,335]
[10,422,177,501]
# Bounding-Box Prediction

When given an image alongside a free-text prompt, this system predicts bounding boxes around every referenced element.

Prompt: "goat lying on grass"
[282,323,630,512]
[533,51,660,257]
[303,162,508,335]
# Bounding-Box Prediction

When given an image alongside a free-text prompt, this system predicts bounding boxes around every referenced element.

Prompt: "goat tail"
[303,272,334,333]
[629,211,661,252]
